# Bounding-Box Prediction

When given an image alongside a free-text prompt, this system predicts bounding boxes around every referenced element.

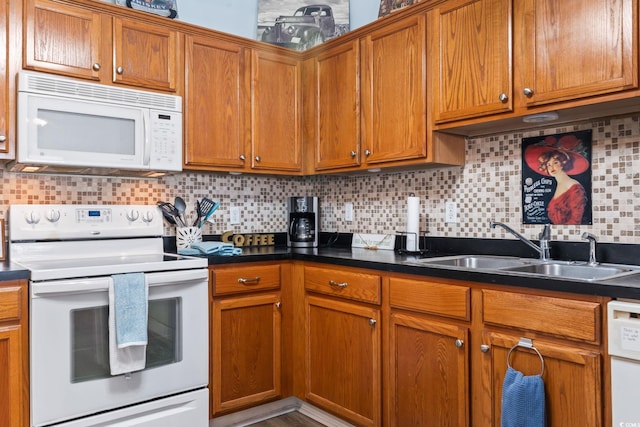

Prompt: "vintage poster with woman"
[522,130,592,225]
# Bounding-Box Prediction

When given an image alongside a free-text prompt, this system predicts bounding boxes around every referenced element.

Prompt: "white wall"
[177,0,380,39]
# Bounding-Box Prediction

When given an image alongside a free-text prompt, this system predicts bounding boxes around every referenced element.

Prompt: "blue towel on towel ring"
[501,367,546,427]
[112,272,148,348]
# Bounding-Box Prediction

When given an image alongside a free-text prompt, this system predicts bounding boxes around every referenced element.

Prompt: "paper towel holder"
[395,230,428,255]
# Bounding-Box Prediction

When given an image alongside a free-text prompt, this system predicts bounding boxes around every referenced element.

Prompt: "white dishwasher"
[608,300,640,426]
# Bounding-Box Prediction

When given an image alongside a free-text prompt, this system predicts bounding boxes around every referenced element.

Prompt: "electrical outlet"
[230,206,241,225]
[445,201,458,223]
[345,202,354,222]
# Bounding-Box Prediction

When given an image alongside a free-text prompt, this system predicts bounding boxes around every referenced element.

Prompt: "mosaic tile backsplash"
[1,113,639,244]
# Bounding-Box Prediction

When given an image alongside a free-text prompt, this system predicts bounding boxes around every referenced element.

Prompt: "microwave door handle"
[142,110,151,166]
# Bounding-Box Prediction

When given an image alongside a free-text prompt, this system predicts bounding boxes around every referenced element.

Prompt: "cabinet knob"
[498,93,508,103]
[92,63,101,71]
[239,154,246,161]
[350,150,357,158]
[455,339,464,348]
[523,87,534,97]
[480,344,490,353]
[255,156,261,162]
[368,318,377,326]
[364,149,371,156]
[275,302,281,309]
[116,66,124,75]
[0,135,5,142]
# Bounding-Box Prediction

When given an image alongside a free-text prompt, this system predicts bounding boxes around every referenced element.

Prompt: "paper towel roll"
[406,195,420,251]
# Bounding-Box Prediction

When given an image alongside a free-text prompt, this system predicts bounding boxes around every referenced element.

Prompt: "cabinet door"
[251,50,303,172]
[0,327,24,427]
[184,35,250,170]
[516,0,637,106]
[480,331,602,426]
[389,312,469,427]
[361,14,427,165]
[24,0,103,80]
[112,17,179,92]
[429,0,513,123]
[0,0,13,156]
[305,295,380,427]
[211,293,281,415]
[311,40,360,171]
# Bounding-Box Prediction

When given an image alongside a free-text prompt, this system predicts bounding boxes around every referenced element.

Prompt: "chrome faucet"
[581,232,598,265]
[490,221,551,261]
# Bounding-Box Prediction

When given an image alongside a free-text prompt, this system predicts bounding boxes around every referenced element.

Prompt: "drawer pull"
[238,277,261,285]
[328,280,348,289]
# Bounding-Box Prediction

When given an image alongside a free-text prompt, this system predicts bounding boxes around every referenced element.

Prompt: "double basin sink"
[404,255,640,282]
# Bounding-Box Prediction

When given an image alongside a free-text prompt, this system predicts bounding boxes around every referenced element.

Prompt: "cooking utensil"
[199,198,220,227]
[192,200,202,227]
[174,197,187,225]
[157,202,184,227]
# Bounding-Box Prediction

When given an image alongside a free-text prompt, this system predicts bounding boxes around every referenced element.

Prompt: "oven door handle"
[31,269,208,296]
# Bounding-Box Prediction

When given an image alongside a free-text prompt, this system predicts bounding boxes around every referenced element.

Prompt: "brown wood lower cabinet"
[303,265,382,427]
[0,280,28,427]
[210,264,282,417]
[388,312,469,427]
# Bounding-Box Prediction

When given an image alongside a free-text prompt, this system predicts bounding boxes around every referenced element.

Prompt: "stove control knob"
[126,210,140,222]
[25,211,41,225]
[46,209,61,223]
[141,211,154,223]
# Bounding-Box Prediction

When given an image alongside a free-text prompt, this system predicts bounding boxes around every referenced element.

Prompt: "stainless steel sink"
[405,255,534,270]
[404,254,640,282]
[503,262,637,281]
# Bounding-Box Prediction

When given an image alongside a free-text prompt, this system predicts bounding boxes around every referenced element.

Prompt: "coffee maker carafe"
[287,197,318,248]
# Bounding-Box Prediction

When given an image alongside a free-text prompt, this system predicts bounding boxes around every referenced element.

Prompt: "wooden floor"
[246,411,326,427]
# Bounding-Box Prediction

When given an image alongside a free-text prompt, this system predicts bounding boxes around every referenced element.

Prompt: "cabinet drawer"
[304,265,381,304]
[482,289,601,344]
[390,277,470,320]
[0,286,21,322]
[212,264,281,295]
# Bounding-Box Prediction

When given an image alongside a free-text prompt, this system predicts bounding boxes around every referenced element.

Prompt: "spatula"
[199,198,220,227]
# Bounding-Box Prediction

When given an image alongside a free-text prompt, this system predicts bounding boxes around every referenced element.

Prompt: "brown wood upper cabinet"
[250,50,303,173]
[0,0,19,159]
[24,0,179,92]
[360,13,428,165]
[306,12,466,173]
[430,0,638,126]
[515,0,637,107]
[305,40,360,171]
[184,34,250,171]
[429,0,513,123]
[184,39,303,174]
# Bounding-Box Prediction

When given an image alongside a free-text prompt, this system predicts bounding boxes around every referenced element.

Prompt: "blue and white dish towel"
[179,241,242,256]
[501,366,546,427]
[108,272,148,375]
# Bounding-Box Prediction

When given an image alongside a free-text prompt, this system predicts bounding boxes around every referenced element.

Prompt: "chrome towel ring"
[507,337,545,376]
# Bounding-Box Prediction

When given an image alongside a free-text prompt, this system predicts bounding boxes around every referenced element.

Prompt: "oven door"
[30,269,209,427]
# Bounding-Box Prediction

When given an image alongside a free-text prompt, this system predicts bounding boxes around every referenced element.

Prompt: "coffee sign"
[221,231,275,247]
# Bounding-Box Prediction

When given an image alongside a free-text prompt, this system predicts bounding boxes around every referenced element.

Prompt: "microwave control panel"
[149,110,183,171]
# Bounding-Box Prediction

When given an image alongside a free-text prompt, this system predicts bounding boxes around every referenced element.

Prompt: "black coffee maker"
[287,196,319,248]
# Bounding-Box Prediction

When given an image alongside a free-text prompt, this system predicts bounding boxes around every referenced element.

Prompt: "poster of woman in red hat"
[522,130,592,225]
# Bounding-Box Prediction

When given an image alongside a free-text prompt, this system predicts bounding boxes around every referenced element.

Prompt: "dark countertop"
[5,234,640,299]
[202,244,640,300]
[0,261,31,281]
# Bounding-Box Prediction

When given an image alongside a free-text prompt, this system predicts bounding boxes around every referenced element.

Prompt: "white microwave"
[13,71,182,176]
